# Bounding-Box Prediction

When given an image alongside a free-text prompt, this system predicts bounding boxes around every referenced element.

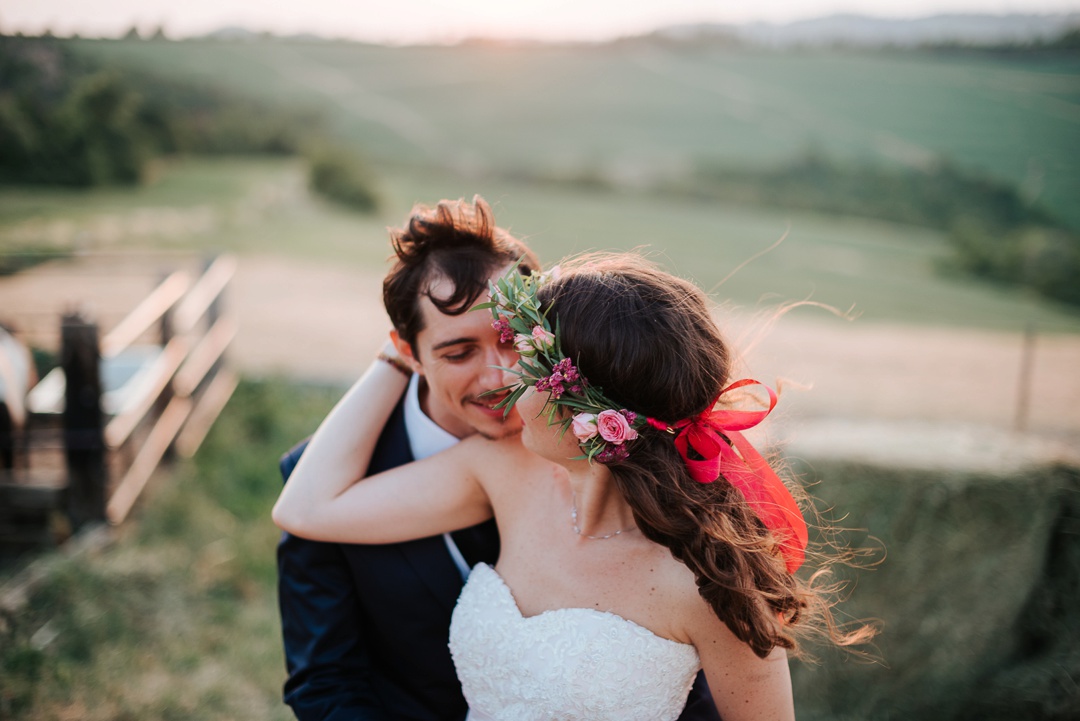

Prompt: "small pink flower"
[535,374,564,398]
[531,325,555,350]
[535,358,584,400]
[492,317,514,344]
[552,358,580,383]
[571,413,598,442]
[596,444,630,464]
[513,333,536,357]
[596,409,639,445]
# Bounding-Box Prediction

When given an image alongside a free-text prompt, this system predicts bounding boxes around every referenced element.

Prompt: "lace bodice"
[449,563,701,721]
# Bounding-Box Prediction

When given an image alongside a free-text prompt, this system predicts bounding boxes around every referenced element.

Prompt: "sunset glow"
[3,0,1078,43]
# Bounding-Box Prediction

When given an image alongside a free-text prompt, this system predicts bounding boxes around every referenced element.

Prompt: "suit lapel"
[400,520,500,615]
[371,398,465,613]
[398,536,465,614]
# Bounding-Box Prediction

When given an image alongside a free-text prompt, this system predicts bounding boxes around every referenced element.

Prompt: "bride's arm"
[271,357,493,544]
[685,600,796,721]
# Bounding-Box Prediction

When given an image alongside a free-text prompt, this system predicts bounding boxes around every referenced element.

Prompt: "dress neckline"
[475,563,696,651]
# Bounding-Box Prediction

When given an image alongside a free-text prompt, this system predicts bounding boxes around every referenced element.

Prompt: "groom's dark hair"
[383,195,540,350]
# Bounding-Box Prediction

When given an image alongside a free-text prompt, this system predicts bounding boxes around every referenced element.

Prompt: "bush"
[948,222,1080,306]
[307,145,379,213]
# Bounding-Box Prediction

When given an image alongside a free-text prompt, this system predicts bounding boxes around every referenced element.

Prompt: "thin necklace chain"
[570,492,637,540]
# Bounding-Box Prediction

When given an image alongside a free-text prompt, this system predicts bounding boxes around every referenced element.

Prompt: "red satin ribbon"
[648,379,808,573]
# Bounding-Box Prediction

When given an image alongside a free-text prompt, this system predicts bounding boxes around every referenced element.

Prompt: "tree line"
[0,35,377,210]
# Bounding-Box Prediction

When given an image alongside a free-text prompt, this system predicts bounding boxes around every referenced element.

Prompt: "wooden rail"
[1,255,239,547]
[100,271,192,358]
[104,337,189,450]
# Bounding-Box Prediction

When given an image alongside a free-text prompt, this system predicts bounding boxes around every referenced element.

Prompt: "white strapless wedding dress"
[449,563,700,721]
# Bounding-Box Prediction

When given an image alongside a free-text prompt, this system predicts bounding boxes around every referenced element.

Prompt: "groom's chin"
[478,426,523,442]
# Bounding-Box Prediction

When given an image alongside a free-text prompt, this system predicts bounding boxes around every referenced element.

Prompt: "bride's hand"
[272,353,410,535]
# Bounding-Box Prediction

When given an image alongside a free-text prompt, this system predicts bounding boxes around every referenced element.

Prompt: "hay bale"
[790,461,1079,720]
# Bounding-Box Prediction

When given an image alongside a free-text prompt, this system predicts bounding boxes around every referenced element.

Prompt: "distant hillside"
[655,13,1080,48]
[193,12,1080,49]
[71,35,1080,227]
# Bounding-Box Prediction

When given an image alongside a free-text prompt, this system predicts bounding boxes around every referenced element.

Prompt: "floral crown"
[475,265,643,464]
[476,264,809,573]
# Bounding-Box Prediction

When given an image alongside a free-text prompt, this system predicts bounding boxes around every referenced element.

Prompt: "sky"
[3,0,1079,44]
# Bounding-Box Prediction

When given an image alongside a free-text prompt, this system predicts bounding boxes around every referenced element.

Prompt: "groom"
[277,197,721,721]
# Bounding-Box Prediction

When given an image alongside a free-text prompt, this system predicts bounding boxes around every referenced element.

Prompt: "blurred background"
[1,1,1078,719]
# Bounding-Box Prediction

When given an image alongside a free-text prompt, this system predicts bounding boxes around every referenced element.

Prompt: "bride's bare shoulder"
[453,434,538,477]
[454,434,555,498]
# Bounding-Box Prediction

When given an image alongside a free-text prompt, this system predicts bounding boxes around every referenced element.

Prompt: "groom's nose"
[478,345,515,388]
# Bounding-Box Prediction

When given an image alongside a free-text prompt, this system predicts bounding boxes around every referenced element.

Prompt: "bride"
[274,253,869,720]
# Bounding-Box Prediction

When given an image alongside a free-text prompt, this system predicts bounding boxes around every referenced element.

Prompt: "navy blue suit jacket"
[277,393,721,721]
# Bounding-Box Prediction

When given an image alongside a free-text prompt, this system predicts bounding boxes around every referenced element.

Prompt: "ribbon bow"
[648,379,807,573]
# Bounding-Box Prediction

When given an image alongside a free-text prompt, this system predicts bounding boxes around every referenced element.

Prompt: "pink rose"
[596,409,639,445]
[531,325,555,350]
[571,413,598,442]
[513,333,536,357]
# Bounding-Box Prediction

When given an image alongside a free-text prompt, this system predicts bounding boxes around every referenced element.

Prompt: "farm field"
[75,39,1080,229]
[3,159,1079,448]
[4,158,1079,334]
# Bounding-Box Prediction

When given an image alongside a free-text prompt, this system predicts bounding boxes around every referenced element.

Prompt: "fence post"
[1014,322,1036,433]
[0,402,12,471]
[62,312,107,528]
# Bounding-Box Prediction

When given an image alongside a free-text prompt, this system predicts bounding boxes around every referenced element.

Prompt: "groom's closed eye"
[443,348,476,362]
[431,336,478,362]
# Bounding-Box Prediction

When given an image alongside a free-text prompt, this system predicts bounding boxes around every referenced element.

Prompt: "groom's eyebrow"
[431,337,476,351]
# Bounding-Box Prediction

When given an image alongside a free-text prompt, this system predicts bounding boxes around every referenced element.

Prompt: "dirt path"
[2,253,1078,469]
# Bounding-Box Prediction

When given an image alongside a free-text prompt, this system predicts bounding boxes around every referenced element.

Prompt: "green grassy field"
[0,158,293,226]
[4,157,1079,332]
[74,39,1080,230]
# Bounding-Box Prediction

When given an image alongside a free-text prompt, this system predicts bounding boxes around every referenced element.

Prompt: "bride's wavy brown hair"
[538,253,875,659]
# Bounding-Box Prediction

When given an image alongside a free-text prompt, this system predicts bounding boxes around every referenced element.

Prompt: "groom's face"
[393,268,523,441]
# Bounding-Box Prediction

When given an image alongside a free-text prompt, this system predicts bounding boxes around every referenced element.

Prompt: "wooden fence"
[0,255,238,549]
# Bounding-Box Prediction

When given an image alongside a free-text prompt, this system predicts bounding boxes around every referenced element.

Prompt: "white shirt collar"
[402,373,472,580]
[404,373,460,460]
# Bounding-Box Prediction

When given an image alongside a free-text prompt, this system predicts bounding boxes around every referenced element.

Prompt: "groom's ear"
[389,330,423,375]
